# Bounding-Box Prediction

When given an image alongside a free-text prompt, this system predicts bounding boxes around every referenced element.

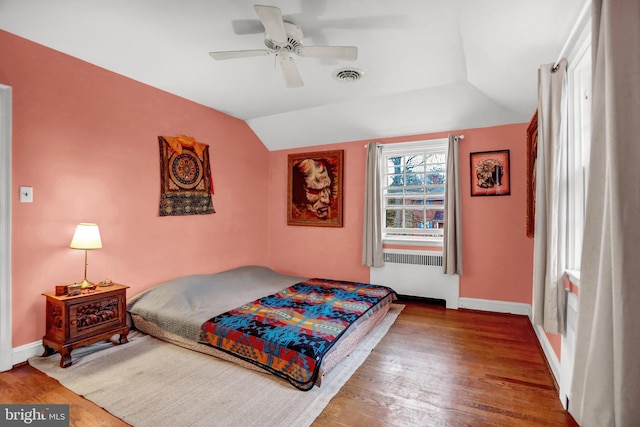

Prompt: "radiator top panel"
[383,251,443,267]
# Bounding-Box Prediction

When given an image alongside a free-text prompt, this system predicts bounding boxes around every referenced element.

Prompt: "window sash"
[566,26,591,272]
[380,139,448,243]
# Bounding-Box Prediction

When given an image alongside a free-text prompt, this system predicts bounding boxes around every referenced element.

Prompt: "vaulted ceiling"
[0,0,586,150]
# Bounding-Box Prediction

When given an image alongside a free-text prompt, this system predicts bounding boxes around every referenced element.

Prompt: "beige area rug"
[30,304,403,427]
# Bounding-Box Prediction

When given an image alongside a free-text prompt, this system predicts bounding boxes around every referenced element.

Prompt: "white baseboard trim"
[458,297,532,316]
[12,341,43,366]
[533,324,562,388]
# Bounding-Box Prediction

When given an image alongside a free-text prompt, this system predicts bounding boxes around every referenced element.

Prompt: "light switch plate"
[19,186,33,203]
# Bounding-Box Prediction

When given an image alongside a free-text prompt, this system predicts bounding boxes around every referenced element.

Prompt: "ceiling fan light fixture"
[334,68,364,82]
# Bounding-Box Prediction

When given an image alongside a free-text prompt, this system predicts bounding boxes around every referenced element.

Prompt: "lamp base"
[79,279,95,289]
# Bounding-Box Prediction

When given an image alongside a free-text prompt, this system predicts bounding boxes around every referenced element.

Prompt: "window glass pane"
[426,153,445,164]
[405,173,425,186]
[386,197,403,206]
[425,208,444,229]
[405,210,425,229]
[426,163,446,172]
[426,209,444,221]
[426,173,445,185]
[387,174,404,185]
[386,156,404,174]
[426,185,445,194]
[385,209,402,228]
[407,164,425,173]
[405,155,425,172]
[404,197,424,205]
[405,187,425,194]
[425,198,444,205]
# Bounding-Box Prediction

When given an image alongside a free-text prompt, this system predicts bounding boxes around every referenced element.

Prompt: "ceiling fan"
[209,5,358,88]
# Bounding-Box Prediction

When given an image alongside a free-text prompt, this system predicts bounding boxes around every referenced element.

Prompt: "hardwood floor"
[0,299,577,427]
[314,299,578,427]
[0,361,129,427]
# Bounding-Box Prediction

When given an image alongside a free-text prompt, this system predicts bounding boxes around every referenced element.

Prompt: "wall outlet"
[19,186,33,203]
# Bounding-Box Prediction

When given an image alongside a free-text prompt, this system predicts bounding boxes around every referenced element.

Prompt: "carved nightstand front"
[42,283,130,368]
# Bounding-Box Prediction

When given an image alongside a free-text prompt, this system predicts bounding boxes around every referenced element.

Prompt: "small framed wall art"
[470,150,511,197]
[287,149,344,227]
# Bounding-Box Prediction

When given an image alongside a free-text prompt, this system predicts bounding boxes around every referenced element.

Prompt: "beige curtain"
[362,143,384,267]
[569,0,640,424]
[531,59,568,335]
[443,134,462,274]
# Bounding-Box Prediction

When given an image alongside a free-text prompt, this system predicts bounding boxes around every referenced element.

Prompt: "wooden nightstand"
[42,283,130,368]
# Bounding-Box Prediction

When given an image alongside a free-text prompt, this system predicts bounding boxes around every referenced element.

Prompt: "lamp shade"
[69,223,103,250]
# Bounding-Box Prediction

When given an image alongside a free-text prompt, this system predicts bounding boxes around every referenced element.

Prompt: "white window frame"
[380,138,448,247]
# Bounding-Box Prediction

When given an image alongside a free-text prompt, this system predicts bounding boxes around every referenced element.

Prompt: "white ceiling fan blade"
[298,46,358,61]
[209,50,272,60]
[278,53,303,88]
[254,5,287,46]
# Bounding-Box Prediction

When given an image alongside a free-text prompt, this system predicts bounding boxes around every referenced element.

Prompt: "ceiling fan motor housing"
[265,22,303,53]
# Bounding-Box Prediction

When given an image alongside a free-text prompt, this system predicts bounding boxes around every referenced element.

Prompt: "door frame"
[0,84,12,371]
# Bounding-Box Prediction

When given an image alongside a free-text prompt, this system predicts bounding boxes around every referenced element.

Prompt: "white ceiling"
[0,0,586,150]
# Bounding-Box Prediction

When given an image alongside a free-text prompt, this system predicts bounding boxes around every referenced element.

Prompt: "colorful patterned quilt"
[199,278,396,390]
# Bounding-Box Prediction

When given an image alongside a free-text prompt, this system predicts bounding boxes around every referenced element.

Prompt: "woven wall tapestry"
[158,135,215,216]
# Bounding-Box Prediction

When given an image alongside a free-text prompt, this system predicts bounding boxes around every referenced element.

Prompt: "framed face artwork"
[470,150,511,197]
[287,150,344,227]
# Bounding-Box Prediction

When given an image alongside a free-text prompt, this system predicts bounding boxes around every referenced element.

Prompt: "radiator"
[370,249,459,309]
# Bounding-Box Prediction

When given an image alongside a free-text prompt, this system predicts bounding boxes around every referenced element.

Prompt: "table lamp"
[69,223,102,289]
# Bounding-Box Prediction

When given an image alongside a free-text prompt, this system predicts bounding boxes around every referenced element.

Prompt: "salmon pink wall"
[268,126,535,305]
[268,141,370,282]
[1,31,270,347]
[457,125,533,303]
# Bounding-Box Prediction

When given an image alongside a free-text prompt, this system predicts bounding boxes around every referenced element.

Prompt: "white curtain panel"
[532,59,568,334]
[362,143,384,267]
[570,0,640,424]
[443,134,463,275]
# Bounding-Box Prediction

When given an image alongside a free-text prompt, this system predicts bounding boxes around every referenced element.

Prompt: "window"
[566,22,591,274]
[381,139,448,246]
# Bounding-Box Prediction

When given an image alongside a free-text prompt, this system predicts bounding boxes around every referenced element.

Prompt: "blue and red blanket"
[199,278,395,390]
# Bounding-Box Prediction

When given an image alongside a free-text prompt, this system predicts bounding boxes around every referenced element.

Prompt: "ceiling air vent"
[334,68,364,82]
